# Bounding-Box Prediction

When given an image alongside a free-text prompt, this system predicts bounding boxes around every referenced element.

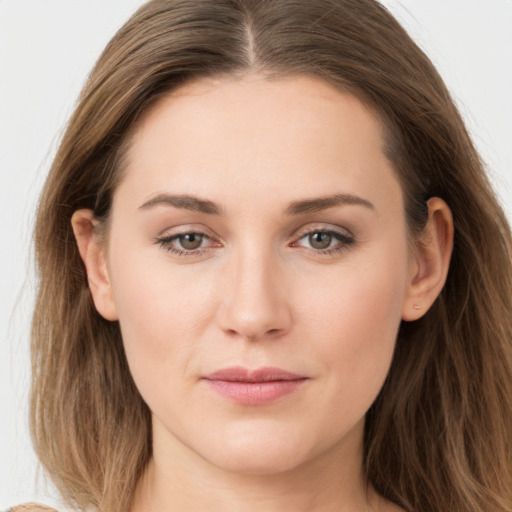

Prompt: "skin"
[72,74,453,512]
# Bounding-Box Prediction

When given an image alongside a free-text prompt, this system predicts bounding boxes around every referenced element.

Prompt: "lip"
[202,366,308,406]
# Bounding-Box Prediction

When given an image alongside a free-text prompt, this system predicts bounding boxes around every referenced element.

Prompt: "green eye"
[308,232,332,250]
[156,228,224,257]
[177,233,204,250]
[294,228,355,255]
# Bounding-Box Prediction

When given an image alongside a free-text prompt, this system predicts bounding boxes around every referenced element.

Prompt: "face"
[97,74,417,475]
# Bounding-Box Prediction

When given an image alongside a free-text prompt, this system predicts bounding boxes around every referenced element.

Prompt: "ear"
[71,209,119,321]
[402,197,454,321]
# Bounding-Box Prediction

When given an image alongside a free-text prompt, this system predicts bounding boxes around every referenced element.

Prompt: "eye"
[176,233,205,250]
[307,232,334,250]
[155,230,220,256]
[292,227,355,255]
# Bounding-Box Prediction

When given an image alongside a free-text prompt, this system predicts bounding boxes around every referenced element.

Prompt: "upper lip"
[203,366,307,382]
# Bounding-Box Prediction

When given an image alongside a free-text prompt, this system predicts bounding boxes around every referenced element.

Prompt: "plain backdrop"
[1,0,511,509]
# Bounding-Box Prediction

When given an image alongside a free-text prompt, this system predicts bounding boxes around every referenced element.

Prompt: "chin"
[193,422,340,476]
[207,444,310,476]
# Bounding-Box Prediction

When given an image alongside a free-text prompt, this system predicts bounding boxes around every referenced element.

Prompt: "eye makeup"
[153,222,356,260]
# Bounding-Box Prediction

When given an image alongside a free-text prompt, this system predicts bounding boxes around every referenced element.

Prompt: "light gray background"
[1,1,511,508]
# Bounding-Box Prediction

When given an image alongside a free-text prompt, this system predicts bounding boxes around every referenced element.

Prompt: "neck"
[131,420,385,512]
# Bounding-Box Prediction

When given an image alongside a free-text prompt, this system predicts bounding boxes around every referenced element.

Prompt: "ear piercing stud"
[413,304,422,310]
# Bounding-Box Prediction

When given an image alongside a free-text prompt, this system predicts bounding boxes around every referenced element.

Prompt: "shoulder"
[3,504,58,512]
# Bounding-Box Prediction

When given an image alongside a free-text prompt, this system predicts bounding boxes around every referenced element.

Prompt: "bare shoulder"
[4,504,58,512]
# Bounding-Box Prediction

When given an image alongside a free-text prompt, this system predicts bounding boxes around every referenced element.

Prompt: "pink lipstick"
[202,366,308,406]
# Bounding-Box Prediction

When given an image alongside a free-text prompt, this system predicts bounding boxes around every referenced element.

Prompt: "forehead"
[117,73,402,215]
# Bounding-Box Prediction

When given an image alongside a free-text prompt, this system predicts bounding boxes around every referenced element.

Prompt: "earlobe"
[402,197,454,321]
[71,209,119,321]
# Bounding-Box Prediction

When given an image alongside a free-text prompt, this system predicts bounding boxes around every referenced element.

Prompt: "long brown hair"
[31,1,512,511]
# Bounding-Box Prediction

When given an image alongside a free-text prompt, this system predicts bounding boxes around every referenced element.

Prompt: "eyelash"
[155,228,356,257]
[155,232,215,257]
[291,228,355,256]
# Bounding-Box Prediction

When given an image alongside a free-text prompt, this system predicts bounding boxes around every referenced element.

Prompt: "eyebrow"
[139,194,222,215]
[138,192,374,216]
[285,193,375,215]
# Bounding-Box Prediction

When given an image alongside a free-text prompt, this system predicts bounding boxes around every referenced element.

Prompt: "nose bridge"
[218,240,291,340]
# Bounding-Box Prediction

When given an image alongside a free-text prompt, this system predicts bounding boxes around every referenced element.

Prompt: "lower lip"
[203,379,307,406]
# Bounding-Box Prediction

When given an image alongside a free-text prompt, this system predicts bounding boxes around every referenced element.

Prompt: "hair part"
[31,1,512,511]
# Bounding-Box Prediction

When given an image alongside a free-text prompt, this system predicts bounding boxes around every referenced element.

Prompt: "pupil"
[180,233,202,250]
[309,232,331,249]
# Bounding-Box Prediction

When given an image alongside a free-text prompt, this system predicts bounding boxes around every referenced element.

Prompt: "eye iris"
[179,233,203,250]
[309,232,332,249]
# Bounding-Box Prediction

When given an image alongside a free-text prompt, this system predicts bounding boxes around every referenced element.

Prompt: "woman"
[11,0,512,510]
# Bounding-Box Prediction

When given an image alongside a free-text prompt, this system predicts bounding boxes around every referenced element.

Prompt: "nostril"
[241,328,281,342]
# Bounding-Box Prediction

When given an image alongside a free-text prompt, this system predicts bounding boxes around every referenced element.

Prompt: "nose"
[216,247,292,342]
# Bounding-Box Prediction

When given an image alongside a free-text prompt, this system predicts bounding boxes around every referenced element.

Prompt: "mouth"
[201,366,309,406]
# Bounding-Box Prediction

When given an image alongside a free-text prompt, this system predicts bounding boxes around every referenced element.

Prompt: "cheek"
[107,248,220,389]
[296,244,408,404]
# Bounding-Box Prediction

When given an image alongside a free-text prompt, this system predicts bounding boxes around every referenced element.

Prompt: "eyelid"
[291,222,354,240]
[154,224,223,256]
[156,223,219,239]
[154,223,356,258]
[288,223,356,256]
